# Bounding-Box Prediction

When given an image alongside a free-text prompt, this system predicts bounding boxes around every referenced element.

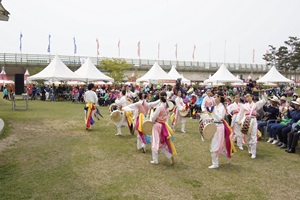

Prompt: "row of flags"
[18,32,257,62]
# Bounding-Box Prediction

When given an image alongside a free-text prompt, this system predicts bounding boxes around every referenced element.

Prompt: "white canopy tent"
[204,64,243,84]
[256,66,293,83]
[136,61,176,83]
[27,55,82,82]
[74,57,114,82]
[0,67,14,86]
[167,65,191,84]
[180,74,191,85]
[0,1,10,21]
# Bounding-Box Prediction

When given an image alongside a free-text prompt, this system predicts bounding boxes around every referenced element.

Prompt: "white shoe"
[115,133,121,136]
[239,146,244,150]
[150,160,158,164]
[272,140,278,145]
[208,165,218,169]
[227,158,231,163]
[248,148,252,154]
[267,138,274,143]
[181,130,186,133]
[251,154,256,159]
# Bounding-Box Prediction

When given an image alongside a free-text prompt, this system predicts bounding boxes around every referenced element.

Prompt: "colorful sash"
[84,103,95,129]
[125,111,133,129]
[135,113,146,144]
[159,122,177,156]
[223,120,237,158]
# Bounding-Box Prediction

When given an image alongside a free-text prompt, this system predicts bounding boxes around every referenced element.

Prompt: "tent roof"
[256,66,293,83]
[136,61,176,82]
[204,64,242,83]
[0,67,14,84]
[74,57,114,82]
[168,65,191,84]
[27,55,82,82]
[0,1,10,21]
[180,74,191,84]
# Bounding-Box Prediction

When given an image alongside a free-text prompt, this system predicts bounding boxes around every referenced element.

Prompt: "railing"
[0,52,268,71]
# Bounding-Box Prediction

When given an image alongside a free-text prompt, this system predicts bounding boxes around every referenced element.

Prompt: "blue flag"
[73,37,77,54]
[47,34,51,53]
[19,32,23,52]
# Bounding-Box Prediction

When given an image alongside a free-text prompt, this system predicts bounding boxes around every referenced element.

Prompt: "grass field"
[0,94,299,200]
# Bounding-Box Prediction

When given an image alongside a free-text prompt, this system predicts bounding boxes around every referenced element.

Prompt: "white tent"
[180,74,191,85]
[204,64,243,84]
[74,57,114,82]
[257,66,293,83]
[27,55,82,82]
[167,65,191,84]
[136,61,176,83]
[0,67,14,86]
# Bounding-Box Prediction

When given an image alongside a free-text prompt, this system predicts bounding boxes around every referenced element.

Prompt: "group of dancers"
[84,82,275,169]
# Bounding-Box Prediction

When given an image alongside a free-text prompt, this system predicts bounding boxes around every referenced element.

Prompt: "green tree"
[263,36,300,72]
[275,46,289,71]
[100,58,131,83]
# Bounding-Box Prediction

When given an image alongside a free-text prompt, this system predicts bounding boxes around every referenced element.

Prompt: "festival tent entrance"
[74,57,114,82]
[27,55,82,82]
[204,64,243,84]
[0,67,14,86]
[167,65,191,84]
[256,66,293,83]
[136,61,176,84]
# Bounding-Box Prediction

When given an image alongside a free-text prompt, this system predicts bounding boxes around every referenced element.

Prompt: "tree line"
[263,36,300,72]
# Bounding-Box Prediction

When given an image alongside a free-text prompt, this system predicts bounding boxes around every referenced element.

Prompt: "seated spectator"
[275,98,300,149]
[286,129,300,153]
[257,96,279,133]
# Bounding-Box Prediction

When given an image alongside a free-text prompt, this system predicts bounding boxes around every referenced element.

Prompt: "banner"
[192,45,196,60]
[175,43,178,60]
[19,32,23,52]
[137,41,140,58]
[158,43,160,60]
[47,34,51,53]
[96,38,100,55]
[73,37,77,54]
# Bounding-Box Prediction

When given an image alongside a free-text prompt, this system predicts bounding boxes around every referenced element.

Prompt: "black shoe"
[287,148,296,153]
[285,148,291,152]
[280,144,287,149]
[277,142,282,146]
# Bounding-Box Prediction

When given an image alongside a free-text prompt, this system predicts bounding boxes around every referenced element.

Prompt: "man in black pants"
[286,130,300,153]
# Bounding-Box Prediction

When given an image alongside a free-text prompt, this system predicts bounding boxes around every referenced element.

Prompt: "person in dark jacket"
[257,96,279,133]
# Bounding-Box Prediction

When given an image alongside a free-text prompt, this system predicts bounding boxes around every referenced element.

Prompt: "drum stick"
[200,135,205,142]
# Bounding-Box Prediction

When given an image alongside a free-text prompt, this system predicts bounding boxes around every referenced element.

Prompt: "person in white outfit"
[125,93,160,153]
[150,92,176,165]
[208,92,226,169]
[227,94,243,150]
[236,91,267,159]
[172,90,187,133]
[114,90,134,136]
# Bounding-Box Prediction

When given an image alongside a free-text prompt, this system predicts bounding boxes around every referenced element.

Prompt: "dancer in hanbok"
[201,89,215,112]
[207,92,235,169]
[150,92,176,165]
[227,94,243,150]
[114,90,134,136]
[126,93,160,152]
[236,91,267,159]
[171,90,187,133]
[84,83,102,130]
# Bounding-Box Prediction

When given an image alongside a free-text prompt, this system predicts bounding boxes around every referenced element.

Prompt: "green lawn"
[0,94,299,200]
